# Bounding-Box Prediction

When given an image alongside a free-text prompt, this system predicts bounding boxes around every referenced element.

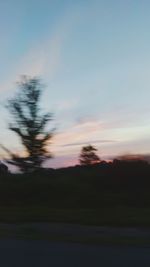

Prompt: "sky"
[0,0,150,168]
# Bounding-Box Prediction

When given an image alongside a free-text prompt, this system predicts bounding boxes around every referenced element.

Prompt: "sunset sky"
[0,0,150,167]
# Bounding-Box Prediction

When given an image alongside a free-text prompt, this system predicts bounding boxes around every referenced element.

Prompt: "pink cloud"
[44,154,78,168]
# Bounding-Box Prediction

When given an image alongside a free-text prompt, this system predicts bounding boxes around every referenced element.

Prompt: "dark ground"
[0,160,150,227]
[0,239,150,267]
[0,223,150,248]
[0,162,150,265]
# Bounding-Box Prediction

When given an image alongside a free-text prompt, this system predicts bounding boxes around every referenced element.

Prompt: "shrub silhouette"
[79,145,100,166]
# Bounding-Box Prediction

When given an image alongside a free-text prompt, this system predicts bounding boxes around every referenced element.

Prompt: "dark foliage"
[4,76,54,173]
[79,145,100,165]
[0,159,150,209]
[0,161,8,175]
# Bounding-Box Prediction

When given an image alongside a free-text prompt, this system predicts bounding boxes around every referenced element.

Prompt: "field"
[0,161,150,227]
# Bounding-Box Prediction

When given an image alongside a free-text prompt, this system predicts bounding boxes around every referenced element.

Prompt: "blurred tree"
[4,76,54,172]
[79,145,100,166]
[0,161,8,175]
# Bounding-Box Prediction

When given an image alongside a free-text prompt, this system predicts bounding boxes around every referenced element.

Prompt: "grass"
[0,224,150,246]
[0,206,150,227]
[1,168,150,245]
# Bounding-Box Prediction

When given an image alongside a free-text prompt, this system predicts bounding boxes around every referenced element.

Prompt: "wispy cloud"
[0,29,63,93]
[62,139,116,147]
[0,5,79,93]
[17,26,64,79]
[50,118,117,156]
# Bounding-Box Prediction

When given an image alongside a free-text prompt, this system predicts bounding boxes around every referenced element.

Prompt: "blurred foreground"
[0,160,150,227]
[0,239,150,267]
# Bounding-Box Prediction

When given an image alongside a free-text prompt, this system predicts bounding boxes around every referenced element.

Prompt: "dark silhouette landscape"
[0,76,149,229]
[1,1,150,265]
[0,158,150,227]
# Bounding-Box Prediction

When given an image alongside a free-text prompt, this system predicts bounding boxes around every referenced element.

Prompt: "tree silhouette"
[79,145,100,166]
[0,161,8,175]
[4,76,54,172]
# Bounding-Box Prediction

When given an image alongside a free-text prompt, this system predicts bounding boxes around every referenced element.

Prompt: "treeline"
[0,159,150,209]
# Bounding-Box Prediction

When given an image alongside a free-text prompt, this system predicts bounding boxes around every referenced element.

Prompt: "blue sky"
[0,0,150,167]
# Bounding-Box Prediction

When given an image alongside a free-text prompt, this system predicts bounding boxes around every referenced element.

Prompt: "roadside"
[0,239,150,267]
[0,223,150,246]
